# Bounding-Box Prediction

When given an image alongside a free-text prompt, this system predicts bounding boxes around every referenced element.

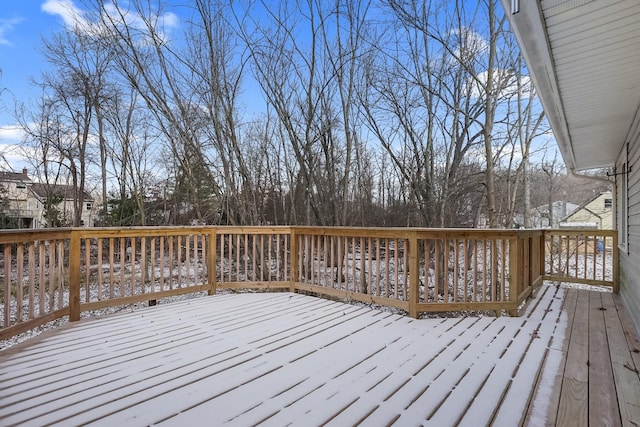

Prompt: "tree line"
[7,0,604,228]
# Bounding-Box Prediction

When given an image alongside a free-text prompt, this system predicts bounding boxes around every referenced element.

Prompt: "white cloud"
[42,0,179,43]
[448,27,489,63]
[41,0,89,28]
[161,12,179,29]
[0,144,29,169]
[0,17,23,46]
[102,3,180,45]
[467,69,534,100]
[0,124,24,142]
[0,124,29,170]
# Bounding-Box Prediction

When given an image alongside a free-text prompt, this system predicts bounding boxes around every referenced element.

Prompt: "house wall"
[564,192,613,229]
[0,177,36,223]
[618,111,640,335]
[35,198,97,228]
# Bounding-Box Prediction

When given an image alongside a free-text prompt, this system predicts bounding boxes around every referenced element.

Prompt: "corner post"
[69,230,81,321]
[509,236,523,316]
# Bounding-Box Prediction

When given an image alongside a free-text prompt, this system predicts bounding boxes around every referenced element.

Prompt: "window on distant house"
[16,183,26,189]
[604,198,612,209]
[86,203,92,211]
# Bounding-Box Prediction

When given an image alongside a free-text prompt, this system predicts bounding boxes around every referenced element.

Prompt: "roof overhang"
[502,0,640,171]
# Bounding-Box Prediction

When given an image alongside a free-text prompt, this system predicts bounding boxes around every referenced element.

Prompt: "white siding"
[618,110,640,334]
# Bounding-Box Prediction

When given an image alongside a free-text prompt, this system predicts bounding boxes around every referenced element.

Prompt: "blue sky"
[0,1,71,169]
[0,1,64,111]
[0,0,257,172]
[0,0,194,172]
[0,2,53,103]
[0,1,556,174]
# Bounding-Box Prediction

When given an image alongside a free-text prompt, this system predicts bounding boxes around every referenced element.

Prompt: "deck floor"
[0,285,639,426]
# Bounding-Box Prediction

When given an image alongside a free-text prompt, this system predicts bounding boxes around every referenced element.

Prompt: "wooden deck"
[0,285,638,426]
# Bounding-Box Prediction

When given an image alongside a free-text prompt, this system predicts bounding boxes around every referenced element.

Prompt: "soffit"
[503,0,640,170]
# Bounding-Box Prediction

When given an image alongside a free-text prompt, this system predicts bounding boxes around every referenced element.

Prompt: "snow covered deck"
[1,285,639,426]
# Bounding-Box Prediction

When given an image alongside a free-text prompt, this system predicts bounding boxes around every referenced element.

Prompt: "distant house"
[0,168,97,228]
[560,191,613,230]
[30,183,97,228]
[530,200,579,228]
[0,168,38,228]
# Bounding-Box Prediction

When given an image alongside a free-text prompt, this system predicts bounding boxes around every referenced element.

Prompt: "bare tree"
[11,0,556,230]
[361,1,489,226]
[499,52,547,228]
[234,0,375,226]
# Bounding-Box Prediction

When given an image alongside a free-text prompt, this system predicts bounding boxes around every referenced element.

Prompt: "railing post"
[509,236,523,316]
[613,231,619,293]
[290,227,298,293]
[408,233,420,319]
[539,231,545,280]
[208,228,217,295]
[69,230,81,322]
[524,235,531,289]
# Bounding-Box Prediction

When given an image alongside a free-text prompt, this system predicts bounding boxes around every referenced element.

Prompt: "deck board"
[533,286,572,427]
[556,289,589,426]
[604,293,640,426]
[527,288,640,427]
[1,286,639,426]
[587,291,621,426]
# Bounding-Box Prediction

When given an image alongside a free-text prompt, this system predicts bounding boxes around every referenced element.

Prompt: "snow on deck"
[0,285,634,426]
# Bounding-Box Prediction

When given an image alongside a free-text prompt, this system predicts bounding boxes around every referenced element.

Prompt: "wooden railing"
[71,227,217,317]
[216,227,291,289]
[0,230,70,340]
[543,229,618,291]
[0,227,616,341]
[291,228,544,317]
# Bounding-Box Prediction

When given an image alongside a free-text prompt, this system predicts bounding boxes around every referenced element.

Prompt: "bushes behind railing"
[0,226,616,341]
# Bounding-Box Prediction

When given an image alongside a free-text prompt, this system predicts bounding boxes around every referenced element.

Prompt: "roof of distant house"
[533,200,579,214]
[560,191,611,223]
[0,168,31,182]
[31,183,94,202]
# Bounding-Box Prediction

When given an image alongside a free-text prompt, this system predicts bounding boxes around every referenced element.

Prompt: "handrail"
[0,226,617,342]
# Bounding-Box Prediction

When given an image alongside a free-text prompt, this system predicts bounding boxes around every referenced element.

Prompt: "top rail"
[0,226,617,342]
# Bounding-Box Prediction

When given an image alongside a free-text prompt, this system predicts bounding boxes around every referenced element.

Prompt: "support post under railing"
[208,229,217,295]
[509,236,523,316]
[290,228,298,293]
[69,230,81,322]
[538,231,545,280]
[408,233,419,319]
[613,232,619,293]
[524,235,531,289]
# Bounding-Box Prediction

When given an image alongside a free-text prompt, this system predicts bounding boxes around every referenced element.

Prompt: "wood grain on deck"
[530,288,640,427]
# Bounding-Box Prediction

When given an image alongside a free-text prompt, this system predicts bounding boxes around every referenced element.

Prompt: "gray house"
[502,0,640,335]
[531,200,578,228]
[0,169,96,228]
